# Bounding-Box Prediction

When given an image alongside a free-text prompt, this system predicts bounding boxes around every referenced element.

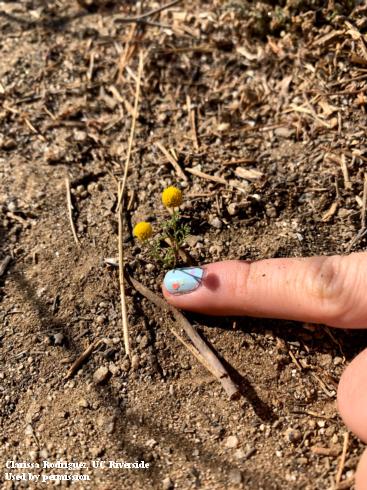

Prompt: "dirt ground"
[1,0,367,488]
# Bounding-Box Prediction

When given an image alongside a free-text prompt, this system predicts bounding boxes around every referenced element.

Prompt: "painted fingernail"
[164,267,204,295]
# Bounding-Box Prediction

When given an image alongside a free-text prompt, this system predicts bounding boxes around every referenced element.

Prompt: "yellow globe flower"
[133,221,153,241]
[162,186,182,208]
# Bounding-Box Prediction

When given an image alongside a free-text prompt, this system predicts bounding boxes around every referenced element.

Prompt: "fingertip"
[356,448,367,490]
[337,348,367,443]
[161,283,174,302]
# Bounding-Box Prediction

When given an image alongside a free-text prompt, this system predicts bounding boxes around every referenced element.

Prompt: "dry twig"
[128,275,240,400]
[333,476,355,490]
[186,95,199,150]
[117,52,144,209]
[0,256,11,277]
[118,182,130,358]
[114,0,182,23]
[65,338,104,379]
[334,431,349,488]
[116,52,144,357]
[346,173,367,252]
[65,176,79,246]
[186,167,227,185]
[155,142,187,181]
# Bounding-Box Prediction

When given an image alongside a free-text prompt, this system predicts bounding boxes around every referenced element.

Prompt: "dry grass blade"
[334,432,349,487]
[117,52,144,210]
[169,327,222,378]
[155,142,187,181]
[128,275,240,400]
[118,182,130,358]
[116,52,144,358]
[65,176,79,246]
[186,95,199,150]
[0,255,11,277]
[346,172,367,252]
[332,476,355,490]
[114,0,182,23]
[322,201,338,222]
[340,154,352,190]
[361,172,367,227]
[117,24,137,83]
[186,167,227,185]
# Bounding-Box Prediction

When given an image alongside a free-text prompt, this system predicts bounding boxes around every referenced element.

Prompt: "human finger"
[162,253,367,328]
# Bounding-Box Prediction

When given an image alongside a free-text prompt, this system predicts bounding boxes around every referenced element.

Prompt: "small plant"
[133,186,190,268]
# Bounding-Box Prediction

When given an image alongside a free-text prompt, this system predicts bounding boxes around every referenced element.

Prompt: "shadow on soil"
[1,203,361,488]
[5,261,283,488]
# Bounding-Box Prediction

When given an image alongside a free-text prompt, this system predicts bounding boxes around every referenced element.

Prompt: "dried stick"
[118,182,130,358]
[333,476,355,490]
[186,167,227,185]
[116,53,143,357]
[114,0,182,23]
[117,24,137,83]
[170,326,222,378]
[117,52,144,210]
[335,431,349,487]
[186,95,199,150]
[65,338,104,379]
[361,172,367,228]
[65,176,79,246]
[346,173,367,252]
[0,256,11,277]
[155,142,187,181]
[128,275,240,400]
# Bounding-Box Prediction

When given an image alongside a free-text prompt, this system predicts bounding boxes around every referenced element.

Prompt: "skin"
[162,253,367,489]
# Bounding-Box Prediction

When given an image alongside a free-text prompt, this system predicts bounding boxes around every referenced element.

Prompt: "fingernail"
[164,267,204,295]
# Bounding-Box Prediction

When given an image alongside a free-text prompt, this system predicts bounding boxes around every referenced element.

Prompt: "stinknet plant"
[133,186,190,268]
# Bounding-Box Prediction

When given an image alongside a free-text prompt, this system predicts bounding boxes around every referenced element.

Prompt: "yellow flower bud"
[133,221,153,241]
[162,186,182,208]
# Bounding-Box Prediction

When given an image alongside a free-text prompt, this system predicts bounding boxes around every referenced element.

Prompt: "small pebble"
[325,426,335,437]
[319,353,332,367]
[87,182,97,192]
[225,435,239,449]
[93,366,110,384]
[265,205,277,218]
[209,217,222,229]
[24,425,34,436]
[146,438,157,448]
[89,446,105,458]
[146,263,155,273]
[96,315,106,325]
[227,203,239,216]
[121,358,131,372]
[186,235,203,247]
[109,362,120,375]
[139,335,149,349]
[131,354,140,370]
[74,130,87,142]
[39,449,48,459]
[284,428,302,443]
[209,245,223,255]
[162,476,174,490]
[234,448,246,460]
[77,398,90,409]
[228,469,242,485]
[53,333,64,345]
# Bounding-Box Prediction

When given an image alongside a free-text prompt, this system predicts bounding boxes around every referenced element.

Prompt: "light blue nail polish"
[164,267,204,295]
